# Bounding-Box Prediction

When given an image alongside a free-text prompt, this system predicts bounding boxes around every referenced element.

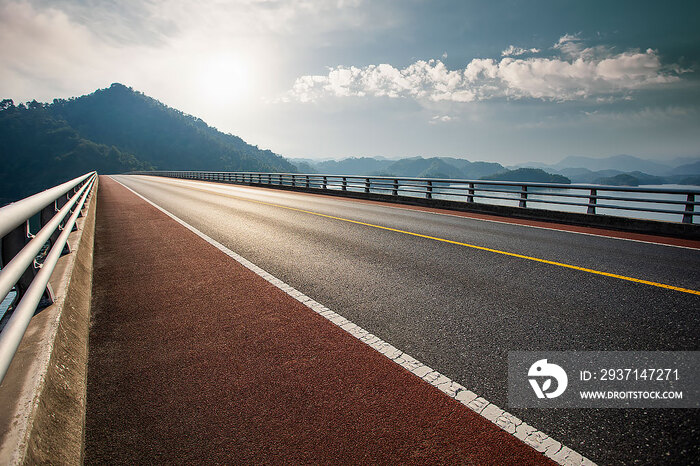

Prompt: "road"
[113,174,700,465]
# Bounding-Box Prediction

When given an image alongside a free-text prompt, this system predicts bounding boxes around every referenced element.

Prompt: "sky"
[1,0,699,165]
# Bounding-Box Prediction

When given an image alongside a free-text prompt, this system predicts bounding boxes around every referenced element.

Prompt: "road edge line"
[111,176,597,466]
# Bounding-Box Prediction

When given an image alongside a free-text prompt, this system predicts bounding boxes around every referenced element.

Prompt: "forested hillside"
[0,98,149,204]
[0,83,296,203]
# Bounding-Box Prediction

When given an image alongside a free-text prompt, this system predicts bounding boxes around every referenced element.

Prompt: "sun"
[196,55,252,103]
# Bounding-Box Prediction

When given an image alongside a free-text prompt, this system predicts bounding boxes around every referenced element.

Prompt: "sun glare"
[196,56,252,103]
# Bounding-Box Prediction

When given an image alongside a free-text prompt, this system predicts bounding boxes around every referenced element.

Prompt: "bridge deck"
[85,176,553,464]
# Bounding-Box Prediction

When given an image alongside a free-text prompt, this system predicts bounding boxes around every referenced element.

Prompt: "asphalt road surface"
[113,174,700,465]
[87,177,558,464]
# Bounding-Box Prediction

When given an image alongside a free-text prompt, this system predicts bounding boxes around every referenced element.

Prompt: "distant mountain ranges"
[290,154,700,186]
[513,154,700,186]
[1,83,698,204]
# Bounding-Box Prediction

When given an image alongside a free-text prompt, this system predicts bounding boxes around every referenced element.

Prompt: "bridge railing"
[0,172,97,382]
[131,171,699,224]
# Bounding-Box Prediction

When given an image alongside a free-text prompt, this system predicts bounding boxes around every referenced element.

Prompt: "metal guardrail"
[0,172,97,382]
[132,171,699,224]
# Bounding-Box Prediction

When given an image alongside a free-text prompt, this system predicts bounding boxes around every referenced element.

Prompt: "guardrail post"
[365,178,370,193]
[40,201,61,247]
[1,221,53,306]
[55,192,68,214]
[587,189,597,215]
[683,194,695,224]
[467,183,475,203]
[519,185,527,208]
[392,179,398,196]
[322,176,327,190]
[306,175,310,188]
[426,180,433,199]
[267,174,271,184]
[342,177,347,191]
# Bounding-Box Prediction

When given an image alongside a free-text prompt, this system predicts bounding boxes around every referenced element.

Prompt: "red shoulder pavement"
[85,176,554,464]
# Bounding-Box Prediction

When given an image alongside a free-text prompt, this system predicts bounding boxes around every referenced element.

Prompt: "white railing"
[132,171,699,225]
[0,172,97,382]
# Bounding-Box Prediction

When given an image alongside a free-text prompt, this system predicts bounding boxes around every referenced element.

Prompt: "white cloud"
[430,115,453,124]
[0,0,399,104]
[286,35,683,104]
[583,106,696,123]
[501,45,540,56]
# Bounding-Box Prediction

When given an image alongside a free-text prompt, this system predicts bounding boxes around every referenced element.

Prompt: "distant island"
[481,168,570,184]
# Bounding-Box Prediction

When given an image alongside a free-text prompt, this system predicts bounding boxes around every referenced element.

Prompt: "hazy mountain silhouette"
[293,156,506,179]
[553,154,671,175]
[481,168,570,184]
[668,160,700,176]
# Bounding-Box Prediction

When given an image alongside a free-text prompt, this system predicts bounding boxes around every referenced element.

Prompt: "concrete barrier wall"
[0,179,97,465]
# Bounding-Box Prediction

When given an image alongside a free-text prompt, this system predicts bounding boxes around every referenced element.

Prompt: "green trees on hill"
[49,84,296,173]
[0,83,296,203]
[0,99,150,204]
[480,168,571,183]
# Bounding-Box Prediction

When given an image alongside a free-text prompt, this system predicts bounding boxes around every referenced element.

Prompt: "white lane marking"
[112,176,596,465]
[128,174,699,251]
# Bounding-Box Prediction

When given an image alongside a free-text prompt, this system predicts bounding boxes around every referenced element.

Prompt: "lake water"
[329,181,698,224]
[438,183,699,224]
[0,287,16,330]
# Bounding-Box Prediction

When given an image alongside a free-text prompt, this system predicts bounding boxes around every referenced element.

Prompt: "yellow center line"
[143,177,700,296]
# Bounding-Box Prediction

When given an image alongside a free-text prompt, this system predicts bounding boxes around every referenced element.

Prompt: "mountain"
[380,157,457,178]
[668,156,700,167]
[309,157,394,176]
[553,154,671,175]
[0,83,296,203]
[50,84,295,172]
[0,98,151,204]
[296,156,506,180]
[554,168,622,183]
[481,168,571,184]
[595,172,666,186]
[437,158,505,179]
[667,160,700,176]
[594,173,642,186]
